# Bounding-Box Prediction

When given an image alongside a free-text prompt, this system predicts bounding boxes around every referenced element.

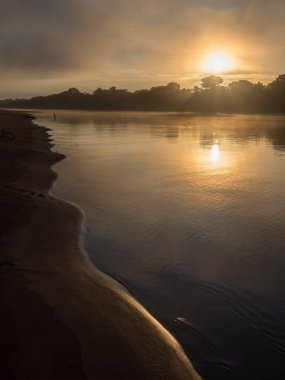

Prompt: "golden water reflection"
[196,141,233,170]
[210,144,220,163]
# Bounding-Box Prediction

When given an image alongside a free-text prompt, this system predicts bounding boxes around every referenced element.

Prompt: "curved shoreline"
[0,110,201,379]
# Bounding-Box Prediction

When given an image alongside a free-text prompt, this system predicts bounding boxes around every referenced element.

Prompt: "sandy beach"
[0,110,201,379]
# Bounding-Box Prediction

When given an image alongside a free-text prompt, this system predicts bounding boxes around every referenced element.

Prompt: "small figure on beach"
[53,113,56,121]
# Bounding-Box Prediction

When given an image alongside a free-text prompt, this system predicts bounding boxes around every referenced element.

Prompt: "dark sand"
[0,110,201,379]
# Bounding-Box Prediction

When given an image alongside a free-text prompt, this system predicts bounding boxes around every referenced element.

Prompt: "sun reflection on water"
[195,140,232,170]
[211,144,221,163]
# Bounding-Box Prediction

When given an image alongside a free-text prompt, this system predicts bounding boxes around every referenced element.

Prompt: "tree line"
[1,74,285,113]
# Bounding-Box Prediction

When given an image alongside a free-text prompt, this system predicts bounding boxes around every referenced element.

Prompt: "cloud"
[0,0,284,96]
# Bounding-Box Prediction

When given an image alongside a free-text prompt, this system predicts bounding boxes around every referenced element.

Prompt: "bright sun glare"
[202,53,233,73]
[210,144,220,163]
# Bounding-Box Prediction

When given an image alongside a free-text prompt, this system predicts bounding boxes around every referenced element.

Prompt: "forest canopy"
[1,74,285,114]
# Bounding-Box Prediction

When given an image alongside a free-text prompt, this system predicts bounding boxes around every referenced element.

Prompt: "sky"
[1,0,285,98]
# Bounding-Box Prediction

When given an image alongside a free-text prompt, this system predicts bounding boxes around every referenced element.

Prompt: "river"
[35,110,285,380]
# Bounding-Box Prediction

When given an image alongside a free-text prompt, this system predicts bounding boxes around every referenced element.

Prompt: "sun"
[202,52,234,73]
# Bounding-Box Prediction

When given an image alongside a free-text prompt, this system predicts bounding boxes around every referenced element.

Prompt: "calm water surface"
[35,111,285,380]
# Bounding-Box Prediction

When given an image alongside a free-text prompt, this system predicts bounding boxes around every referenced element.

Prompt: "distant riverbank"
[1,73,285,114]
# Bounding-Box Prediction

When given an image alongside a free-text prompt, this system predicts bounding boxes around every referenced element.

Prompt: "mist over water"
[36,111,285,380]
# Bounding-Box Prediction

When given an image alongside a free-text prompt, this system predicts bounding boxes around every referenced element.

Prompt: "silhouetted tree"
[65,87,81,95]
[229,80,254,91]
[166,82,181,91]
[201,75,223,90]
[1,74,285,114]
[93,87,103,94]
[267,75,285,112]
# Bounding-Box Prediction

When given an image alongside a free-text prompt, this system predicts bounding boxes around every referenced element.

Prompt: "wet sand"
[0,110,201,379]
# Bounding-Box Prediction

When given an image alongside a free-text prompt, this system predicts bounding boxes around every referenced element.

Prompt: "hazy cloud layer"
[1,0,285,96]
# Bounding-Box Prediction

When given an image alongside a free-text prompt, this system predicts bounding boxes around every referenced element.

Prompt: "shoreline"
[0,110,201,379]
[4,106,285,117]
